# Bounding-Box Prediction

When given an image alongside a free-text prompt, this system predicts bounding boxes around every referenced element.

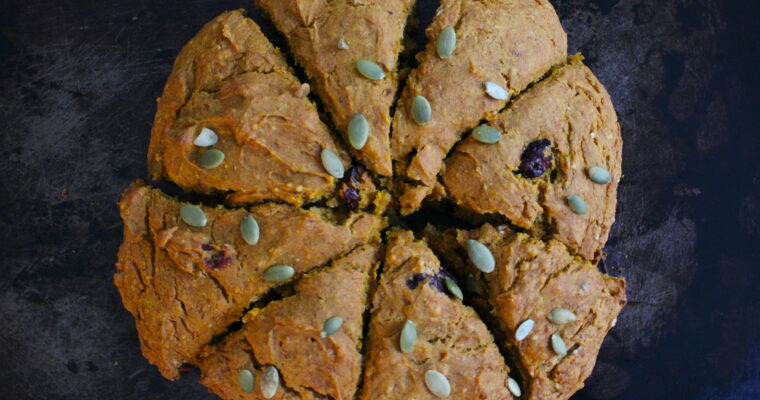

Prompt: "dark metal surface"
[1,1,759,399]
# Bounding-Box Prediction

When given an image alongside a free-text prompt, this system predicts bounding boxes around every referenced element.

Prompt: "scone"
[442,59,622,261]
[147,10,350,207]
[392,0,567,214]
[257,0,416,176]
[115,181,384,379]
[360,231,515,399]
[198,243,380,399]
[427,223,626,400]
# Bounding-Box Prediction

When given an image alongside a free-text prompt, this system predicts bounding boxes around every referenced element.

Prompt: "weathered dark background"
[1,0,758,399]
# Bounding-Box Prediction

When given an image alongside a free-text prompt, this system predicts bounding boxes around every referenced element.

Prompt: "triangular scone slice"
[443,60,621,261]
[114,181,384,379]
[427,224,626,400]
[148,10,349,207]
[360,231,514,399]
[198,243,380,400]
[392,0,567,213]
[257,0,417,176]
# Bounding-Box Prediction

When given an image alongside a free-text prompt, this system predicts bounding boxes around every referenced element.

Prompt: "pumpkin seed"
[237,369,254,394]
[412,95,431,125]
[507,376,522,397]
[515,319,534,342]
[551,333,567,356]
[588,166,611,184]
[400,319,416,353]
[198,149,225,169]
[444,277,463,300]
[425,370,451,398]
[240,215,260,245]
[260,365,279,399]
[179,205,207,227]
[484,81,509,100]
[355,59,385,80]
[548,308,577,325]
[321,316,343,338]
[338,38,349,50]
[321,148,345,179]
[472,125,502,144]
[567,195,588,215]
[436,26,456,59]
[464,273,484,295]
[348,114,369,150]
[194,127,218,147]
[263,265,295,283]
[466,239,495,273]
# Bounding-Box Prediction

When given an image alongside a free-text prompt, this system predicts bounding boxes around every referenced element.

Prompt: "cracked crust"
[359,231,514,399]
[256,0,416,177]
[442,60,622,260]
[114,181,385,379]
[427,224,626,400]
[198,243,380,400]
[391,0,567,214]
[148,10,350,207]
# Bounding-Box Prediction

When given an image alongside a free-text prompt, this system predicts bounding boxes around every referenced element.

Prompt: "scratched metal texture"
[0,0,758,399]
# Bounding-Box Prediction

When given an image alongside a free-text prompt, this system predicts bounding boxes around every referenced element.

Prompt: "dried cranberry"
[406,273,430,290]
[405,269,457,296]
[517,139,552,178]
[347,165,366,186]
[343,187,361,210]
[202,244,233,270]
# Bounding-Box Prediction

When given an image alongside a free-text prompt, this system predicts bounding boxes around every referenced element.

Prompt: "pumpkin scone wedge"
[442,59,622,261]
[426,223,626,400]
[114,181,384,379]
[148,10,350,207]
[257,0,417,177]
[198,243,381,400]
[360,231,515,399]
[392,0,567,214]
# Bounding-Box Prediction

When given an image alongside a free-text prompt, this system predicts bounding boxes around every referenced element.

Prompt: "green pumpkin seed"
[567,195,588,215]
[588,166,611,184]
[444,277,463,301]
[179,205,207,227]
[425,370,451,398]
[515,319,534,342]
[321,316,343,338]
[466,239,495,273]
[472,125,502,144]
[194,127,218,147]
[412,95,432,125]
[507,376,522,397]
[400,319,417,353]
[548,308,577,325]
[355,59,385,80]
[260,365,279,399]
[263,265,295,283]
[237,369,254,394]
[348,114,369,150]
[551,333,567,356]
[484,81,509,100]
[198,149,225,169]
[436,26,456,59]
[240,215,260,245]
[321,148,345,179]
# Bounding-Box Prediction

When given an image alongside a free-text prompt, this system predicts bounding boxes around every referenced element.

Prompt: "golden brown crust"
[427,224,626,400]
[114,181,384,379]
[359,231,514,400]
[392,0,567,213]
[443,61,622,260]
[257,0,416,176]
[148,10,349,207]
[198,243,380,400]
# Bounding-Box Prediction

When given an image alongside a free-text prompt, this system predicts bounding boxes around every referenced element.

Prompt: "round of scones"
[116,2,626,400]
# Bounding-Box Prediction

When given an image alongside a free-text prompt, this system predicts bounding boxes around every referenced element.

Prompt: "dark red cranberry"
[406,273,430,290]
[202,245,233,270]
[405,269,457,296]
[517,139,552,178]
[343,187,361,210]
[347,164,366,186]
